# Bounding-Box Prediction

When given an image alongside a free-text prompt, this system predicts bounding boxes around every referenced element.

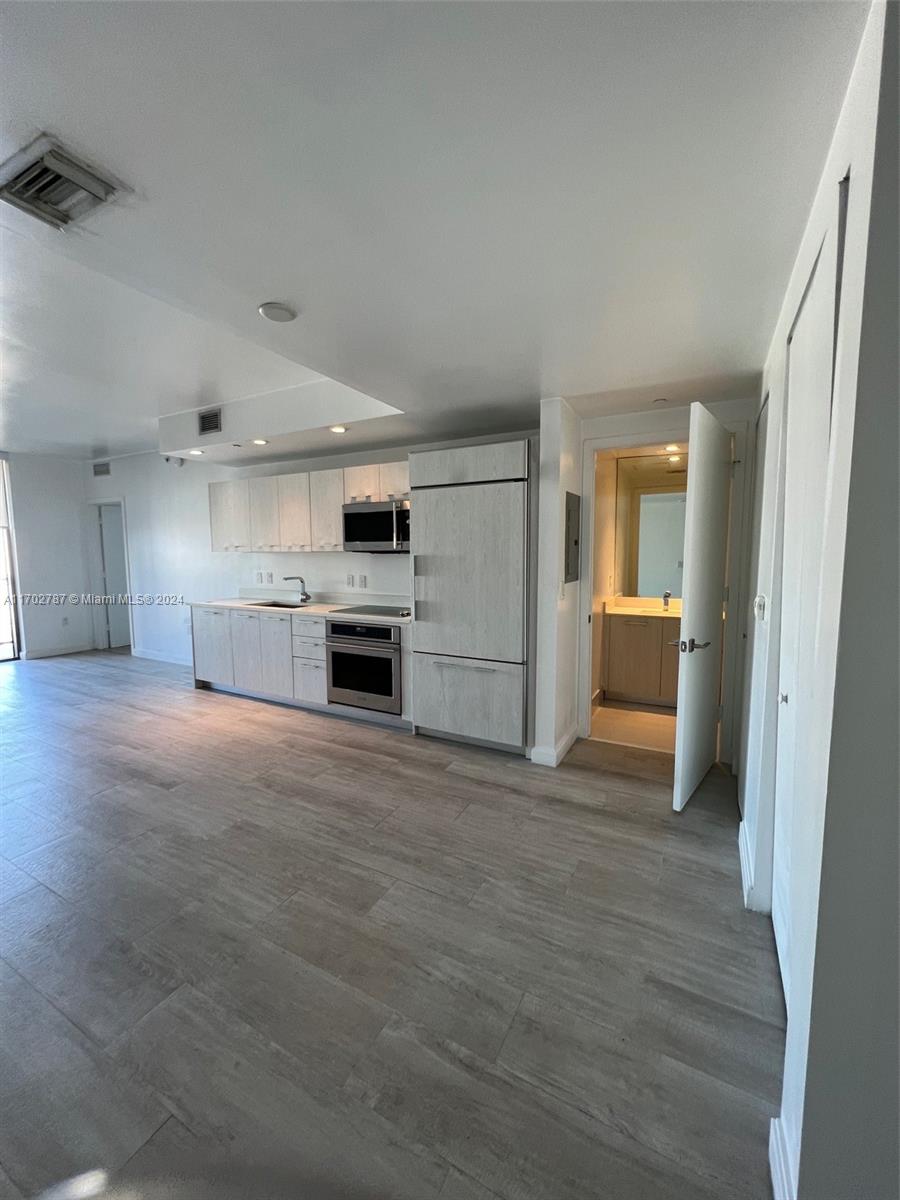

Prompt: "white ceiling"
[0,1,869,459]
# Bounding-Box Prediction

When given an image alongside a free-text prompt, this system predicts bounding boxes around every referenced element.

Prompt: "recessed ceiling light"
[252,439,268,446]
[330,425,347,434]
[669,455,681,463]
[189,449,203,456]
[665,444,679,452]
[257,301,297,323]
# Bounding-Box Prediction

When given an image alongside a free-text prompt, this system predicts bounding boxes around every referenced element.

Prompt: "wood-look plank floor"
[0,651,784,1199]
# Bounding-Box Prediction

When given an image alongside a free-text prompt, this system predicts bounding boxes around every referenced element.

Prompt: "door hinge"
[716,703,724,719]
[587,613,592,624]
[723,585,729,603]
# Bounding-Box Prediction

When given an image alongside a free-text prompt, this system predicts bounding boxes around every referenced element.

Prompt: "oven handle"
[326,640,400,655]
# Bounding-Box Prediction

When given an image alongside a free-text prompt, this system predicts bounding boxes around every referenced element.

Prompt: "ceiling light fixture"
[665,444,679,452]
[330,425,347,434]
[257,301,297,323]
[189,449,204,456]
[251,439,268,446]
[669,455,681,463]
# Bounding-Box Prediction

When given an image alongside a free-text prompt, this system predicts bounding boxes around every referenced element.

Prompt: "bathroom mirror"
[615,452,689,597]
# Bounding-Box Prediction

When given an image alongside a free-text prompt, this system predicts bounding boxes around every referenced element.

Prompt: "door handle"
[687,638,711,652]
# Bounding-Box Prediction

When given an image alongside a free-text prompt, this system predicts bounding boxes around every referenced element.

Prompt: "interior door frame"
[86,498,135,651]
[576,415,753,770]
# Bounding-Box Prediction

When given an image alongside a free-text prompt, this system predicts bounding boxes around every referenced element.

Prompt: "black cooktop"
[338,604,411,618]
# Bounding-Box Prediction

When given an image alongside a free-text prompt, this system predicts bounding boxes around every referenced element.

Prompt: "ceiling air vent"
[198,408,223,435]
[92,461,111,477]
[0,135,119,230]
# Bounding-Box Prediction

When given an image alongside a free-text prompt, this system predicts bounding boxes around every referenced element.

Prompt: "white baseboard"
[530,724,578,767]
[132,646,193,667]
[769,1118,795,1200]
[22,643,94,660]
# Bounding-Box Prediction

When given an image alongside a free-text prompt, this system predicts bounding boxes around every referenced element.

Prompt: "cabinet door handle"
[624,619,648,626]
[434,660,497,674]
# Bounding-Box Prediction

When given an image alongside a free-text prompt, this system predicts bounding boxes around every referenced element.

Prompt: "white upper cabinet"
[248,476,281,551]
[277,473,312,551]
[379,461,410,500]
[209,480,250,551]
[309,468,345,551]
[343,464,380,504]
[409,441,528,489]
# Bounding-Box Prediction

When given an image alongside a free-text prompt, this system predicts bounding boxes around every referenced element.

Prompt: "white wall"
[5,454,94,658]
[85,451,412,665]
[732,5,894,1196]
[532,396,581,765]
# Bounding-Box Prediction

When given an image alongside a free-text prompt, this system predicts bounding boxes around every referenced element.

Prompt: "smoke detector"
[0,134,120,229]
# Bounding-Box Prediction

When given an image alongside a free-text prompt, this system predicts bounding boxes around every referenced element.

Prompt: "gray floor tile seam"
[488,1049,767,1200]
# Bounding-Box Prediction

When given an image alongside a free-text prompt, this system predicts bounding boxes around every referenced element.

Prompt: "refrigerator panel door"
[411,481,525,662]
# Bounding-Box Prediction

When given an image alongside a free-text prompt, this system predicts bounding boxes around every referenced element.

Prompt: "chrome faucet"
[663,590,672,611]
[282,576,311,603]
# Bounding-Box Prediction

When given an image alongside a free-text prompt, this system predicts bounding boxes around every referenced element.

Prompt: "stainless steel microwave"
[342,500,410,553]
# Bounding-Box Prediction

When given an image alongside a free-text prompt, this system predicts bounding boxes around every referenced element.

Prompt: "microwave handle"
[392,501,398,551]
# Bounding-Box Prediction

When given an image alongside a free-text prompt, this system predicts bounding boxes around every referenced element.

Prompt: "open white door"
[99,504,131,649]
[672,403,732,811]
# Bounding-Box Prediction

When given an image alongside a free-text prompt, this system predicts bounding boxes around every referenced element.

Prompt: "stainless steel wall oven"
[326,619,402,714]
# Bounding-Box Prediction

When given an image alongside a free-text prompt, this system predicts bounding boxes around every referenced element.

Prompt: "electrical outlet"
[359,574,367,589]
[346,573,355,588]
[254,570,263,585]
[265,571,273,584]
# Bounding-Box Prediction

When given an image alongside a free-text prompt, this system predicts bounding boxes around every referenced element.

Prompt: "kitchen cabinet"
[209,480,250,552]
[343,464,380,504]
[191,607,233,686]
[249,477,281,551]
[291,634,325,661]
[409,440,527,489]
[259,612,293,698]
[309,468,345,551]
[230,610,262,693]
[412,654,524,747]
[277,473,312,551]
[293,658,327,705]
[604,613,681,706]
[379,461,409,500]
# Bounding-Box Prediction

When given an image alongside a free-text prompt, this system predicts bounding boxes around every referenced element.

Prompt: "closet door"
[771,235,837,1003]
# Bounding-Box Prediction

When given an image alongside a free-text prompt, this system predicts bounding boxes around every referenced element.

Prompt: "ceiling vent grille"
[198,408,223,435]
[92,461,111,477]
[0,135,118,230]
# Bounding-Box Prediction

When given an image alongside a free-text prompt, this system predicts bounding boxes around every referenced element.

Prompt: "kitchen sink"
[251,601,305,609]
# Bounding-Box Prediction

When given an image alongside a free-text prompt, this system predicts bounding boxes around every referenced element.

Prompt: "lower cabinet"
[230,611,262,693]
[412,653,524,747]
[293,657,327,705]
[259,613,293,698]
[192,607,233,686]
[604,614,681,706]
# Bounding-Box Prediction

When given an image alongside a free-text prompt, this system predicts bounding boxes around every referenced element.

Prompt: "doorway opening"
[0,461,21,662]
[589,443,688,756]
[91,502,132,652]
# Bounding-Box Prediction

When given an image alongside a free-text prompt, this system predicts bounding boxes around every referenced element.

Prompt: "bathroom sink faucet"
[283,576,311,603]
[663,590,672,611]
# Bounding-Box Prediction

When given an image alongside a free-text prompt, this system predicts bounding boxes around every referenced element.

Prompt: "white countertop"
[604,606,681,619]
[192,598,412,625]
